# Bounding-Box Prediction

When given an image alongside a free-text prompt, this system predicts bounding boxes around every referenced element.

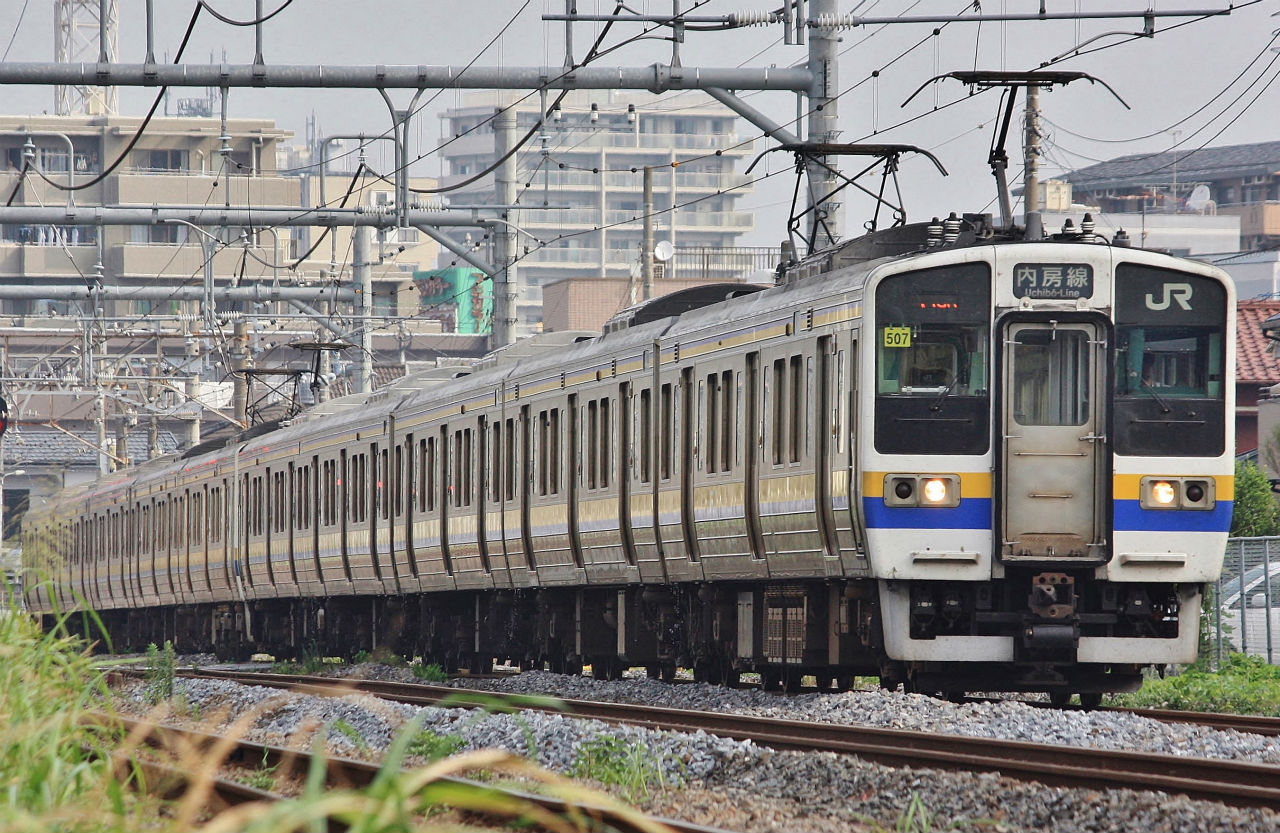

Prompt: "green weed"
[240,749,279,792]
[144,640,176,704]
[569,734,679,803]
[406,729,466,762]
[413,662,449,683]
[330,718,371,752]
[1112,653,1280,714]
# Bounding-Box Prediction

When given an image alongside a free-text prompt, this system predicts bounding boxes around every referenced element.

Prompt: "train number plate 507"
[883,327,912,348]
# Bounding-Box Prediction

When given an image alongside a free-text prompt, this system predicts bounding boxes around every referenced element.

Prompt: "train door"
[1000,319,1107,561]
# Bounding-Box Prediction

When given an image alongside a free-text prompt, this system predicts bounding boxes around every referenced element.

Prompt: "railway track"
[99,711,732,833]
[151,668,1280,811]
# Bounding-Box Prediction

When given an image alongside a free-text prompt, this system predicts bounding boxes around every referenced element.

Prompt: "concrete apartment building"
[0,113,472,556]
[436,91,759,334]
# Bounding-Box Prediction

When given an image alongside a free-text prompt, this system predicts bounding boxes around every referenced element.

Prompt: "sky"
[3,0,1278,249]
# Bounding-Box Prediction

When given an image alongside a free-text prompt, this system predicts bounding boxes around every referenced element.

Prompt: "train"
[23,212,1235,702]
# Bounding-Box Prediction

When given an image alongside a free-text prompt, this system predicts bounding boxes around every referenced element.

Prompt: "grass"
[413,662,449,683]
[3,583,680,833]
[1111,653,1280,714]
[269,653,327,675]
[144,640,176,704]
[569,734,680,803]
[406,729,466,762]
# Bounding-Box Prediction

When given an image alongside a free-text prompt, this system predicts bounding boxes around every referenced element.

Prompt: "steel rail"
[97,710,732,833]
[178,669,1280,811]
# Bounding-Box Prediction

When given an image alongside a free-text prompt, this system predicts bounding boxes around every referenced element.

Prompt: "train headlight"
[1151,480,1178,506]
[885,474,961,508]
[922,478,950,504]
[1140,476,1216,510]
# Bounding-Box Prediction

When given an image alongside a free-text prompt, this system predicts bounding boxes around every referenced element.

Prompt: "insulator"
[728,11,780,26]
[1061,218,1076,236]
[1112,228,1131,248]
[1080,213,1095,237]
[943,212,961,243]
[926,217,943,248]
[812,13,857,30]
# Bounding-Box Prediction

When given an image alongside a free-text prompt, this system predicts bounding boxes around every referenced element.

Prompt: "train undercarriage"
[63,572,1184,700]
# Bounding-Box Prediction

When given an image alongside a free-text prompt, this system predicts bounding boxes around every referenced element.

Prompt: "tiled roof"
[1066,140,1280,191]
[1236,300,1280,384]
[2,429,181,468]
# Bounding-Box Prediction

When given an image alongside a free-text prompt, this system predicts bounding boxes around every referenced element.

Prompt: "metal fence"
[1211,537,1280,666]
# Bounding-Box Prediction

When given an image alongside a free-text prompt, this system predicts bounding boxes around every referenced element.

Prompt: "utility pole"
[353,226,374,394]
[231,320,251,426]
[1023,83,1043,240]
[806,0,843,249]
[642,166,654,302]
[493,105,518,348]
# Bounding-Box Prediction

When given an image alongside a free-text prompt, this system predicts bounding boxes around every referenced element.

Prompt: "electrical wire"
[197,0,293,26]
[1,0,30,62]
[36,4,204,192]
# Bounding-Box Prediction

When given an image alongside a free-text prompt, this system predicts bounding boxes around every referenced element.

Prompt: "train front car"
[864,242,1234,699]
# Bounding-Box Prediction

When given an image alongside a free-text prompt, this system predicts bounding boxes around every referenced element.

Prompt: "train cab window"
[874,263,991,455]
[1114,264,1227,457]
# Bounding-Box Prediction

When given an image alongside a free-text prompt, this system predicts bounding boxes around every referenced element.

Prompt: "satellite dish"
[1186,184,1211,212]
[653,240,675,262]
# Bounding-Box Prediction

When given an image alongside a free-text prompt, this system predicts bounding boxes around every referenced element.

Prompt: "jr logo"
[1145,282,1193,311]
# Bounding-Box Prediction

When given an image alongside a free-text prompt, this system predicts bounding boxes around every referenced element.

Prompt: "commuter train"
[24,213,1235,701]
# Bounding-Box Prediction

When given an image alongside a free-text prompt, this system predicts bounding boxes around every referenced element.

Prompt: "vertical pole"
[1266,541,1273,664]
[806,0,841,251]
[1023,83,1043,240]
[493,105,517,347]
[642,166,654,302]
[354,225,374,394]
[253,0,265,65]
[1239,544,1248,656]
[232,319,251,425]
[185,336,201,448]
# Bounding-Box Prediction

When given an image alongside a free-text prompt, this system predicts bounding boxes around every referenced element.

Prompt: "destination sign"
[1012,263,1094,300]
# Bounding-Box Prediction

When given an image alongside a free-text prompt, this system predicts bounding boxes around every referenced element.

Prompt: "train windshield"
[874,263,991,455]
[1113,264,1227,457]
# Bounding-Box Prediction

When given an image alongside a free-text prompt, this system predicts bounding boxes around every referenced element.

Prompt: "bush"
[1112,653,1280,714]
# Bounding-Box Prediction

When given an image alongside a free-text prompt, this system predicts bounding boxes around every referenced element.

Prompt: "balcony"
[109,243,277,280]
[111,173,298,207]
[0,244,99,279]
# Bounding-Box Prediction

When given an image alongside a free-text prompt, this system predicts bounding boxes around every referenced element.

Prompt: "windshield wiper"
[1140,379,1172,414]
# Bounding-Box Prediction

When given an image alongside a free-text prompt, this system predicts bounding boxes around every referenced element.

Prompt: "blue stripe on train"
[1113,499,1233,533]
[862,498,993,530]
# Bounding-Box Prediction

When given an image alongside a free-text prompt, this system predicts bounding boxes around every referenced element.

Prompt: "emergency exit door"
[1001,320,1107,561]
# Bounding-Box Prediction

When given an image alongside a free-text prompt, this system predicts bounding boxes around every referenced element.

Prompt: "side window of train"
[639,388,652,484]
[503,418,516,502]
[585,397,611,490]
[394,444,405,518]
[660,383,673,481]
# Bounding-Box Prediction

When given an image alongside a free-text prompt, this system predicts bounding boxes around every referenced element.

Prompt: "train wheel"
[1079,692,1103,709]
[1049,690,1072,708]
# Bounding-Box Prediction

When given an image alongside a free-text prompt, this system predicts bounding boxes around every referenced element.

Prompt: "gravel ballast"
[114,668,1280,833]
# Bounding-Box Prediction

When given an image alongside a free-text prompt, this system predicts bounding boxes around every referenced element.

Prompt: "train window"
[722,369,735,473]
[157,500,169,549]
[600,397,610,489]
[425,438,437,512]
[191,492,203,546]
[790,355,804,463]
[703,377,716,474]
[504,419,516,501]
[351,454,367,524]
[490,422,501,503]
[549,409,561,495]
[874,263,991,455]
[1114,264,1227,457]
[772,359,785,466]
[392,446,403,518]
[537,411,548,496]
[660,384,673,481]
[1012,330,1090,426]
[836,350,846,455]
[588,400,599,489]
[175,496,186,550]
[639,389,652,484]
[463,430,473,507]
[276,471,288,534]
